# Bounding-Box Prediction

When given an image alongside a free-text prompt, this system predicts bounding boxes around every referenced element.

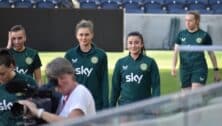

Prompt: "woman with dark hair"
[0,48,37,125]
[110,32,160,107]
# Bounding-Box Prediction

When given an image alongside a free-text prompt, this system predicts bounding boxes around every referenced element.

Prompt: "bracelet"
[37,108,44,118]
[214,68,219,71]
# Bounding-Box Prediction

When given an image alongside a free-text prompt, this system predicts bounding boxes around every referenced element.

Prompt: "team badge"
[71,58,78,63]
[16,93,23,97]
[140,63,148,71]
[181,37,186,42]
[196,38,202,43]
[122,65,128,70]
[25,57,33,65]
[91,56,98,64]
[199,76,205,82]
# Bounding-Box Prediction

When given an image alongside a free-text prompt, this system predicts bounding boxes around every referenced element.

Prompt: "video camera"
[5,80,55,125]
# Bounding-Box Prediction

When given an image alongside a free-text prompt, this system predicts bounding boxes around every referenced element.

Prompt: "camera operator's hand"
[18,100,39,118]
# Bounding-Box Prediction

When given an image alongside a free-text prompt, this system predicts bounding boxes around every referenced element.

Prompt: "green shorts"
[180,68,208,88]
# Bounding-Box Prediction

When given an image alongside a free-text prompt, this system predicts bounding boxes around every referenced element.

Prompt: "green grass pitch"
[39,51,222,95]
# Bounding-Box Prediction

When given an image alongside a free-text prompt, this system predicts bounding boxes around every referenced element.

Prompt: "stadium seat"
[80,0,99,9]
[209,0,222,14]
[14,0,33,8]
[186,0,209,5]
[123,1,144,13]
[208,0,221,5]
[100,0,121,3]
[36,0,55,8]
[144,0,167,13]
[0,0,12,8]
[100,0,120,9]
[211,4,222,14]
[122,0,144,4]
[186,0,212,14]
[165,0,188,14]
[59,0,74,8]
[78,0,92,3]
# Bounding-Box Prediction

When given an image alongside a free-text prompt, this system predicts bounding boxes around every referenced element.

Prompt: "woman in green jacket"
[110,32,160,107]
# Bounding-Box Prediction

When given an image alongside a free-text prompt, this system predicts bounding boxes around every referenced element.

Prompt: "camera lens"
[11,102,24,116]
[49,78,58,86]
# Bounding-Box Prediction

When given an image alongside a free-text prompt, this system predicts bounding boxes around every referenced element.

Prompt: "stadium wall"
[0,8,124,52]
[125,14,222,50]
[1,9,222,51]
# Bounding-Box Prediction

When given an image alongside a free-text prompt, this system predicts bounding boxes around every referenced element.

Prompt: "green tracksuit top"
[9,47,42,77]
[0,73,37,126]
[65,44,109,110]
[175,29,212,70]
[110,53,160,107]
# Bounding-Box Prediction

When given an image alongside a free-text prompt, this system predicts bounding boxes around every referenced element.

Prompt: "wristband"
[37,108,44,118]
[214,68,219,71]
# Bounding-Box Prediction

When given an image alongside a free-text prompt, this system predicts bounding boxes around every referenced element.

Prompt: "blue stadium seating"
[0,0,220,13]
[100,0,121,3]
[79,0,97,3]
[77,0,222,13]
[50,0,62,4]
[59,0,73,8]
[36,0,55,8]
[0,0,12,8]
[209,0,222,14]
[165,0,188,13]
[208,0,221,5]
[210,4,222,14]
[123,1,144,13]
[144,0,167,13]
[211,4,222,14]
[186,0,209,5]
[80,0,99,9]
[100,0,120,9]
[122,0,144,4]
[14,0,33,8]
[186,0,212,14]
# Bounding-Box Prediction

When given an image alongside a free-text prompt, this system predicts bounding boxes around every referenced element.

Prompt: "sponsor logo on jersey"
[196,38,202,44]
[125,73,143,84]
[15,67,28,74]
[0,100,13,111]
[25,57,33,65]
[91,56,98,64]
[122,65,128,70]
[71,58,78,63]
[200,77,205,81]
[140,63,148,71]
[181,37,186,42]
[75,66,93,77]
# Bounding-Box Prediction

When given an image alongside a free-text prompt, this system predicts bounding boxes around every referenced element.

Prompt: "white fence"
[45,81,222,126]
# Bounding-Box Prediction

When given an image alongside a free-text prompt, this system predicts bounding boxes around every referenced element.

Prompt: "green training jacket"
[9,47,42,77]
[110,53,160,107]
[0,73,37,126]
[65,44,109,110]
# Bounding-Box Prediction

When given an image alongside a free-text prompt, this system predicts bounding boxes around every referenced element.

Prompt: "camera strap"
[56,94,70,114]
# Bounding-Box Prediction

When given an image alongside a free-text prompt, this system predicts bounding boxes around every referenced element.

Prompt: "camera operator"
[19,57,96,123]
[0,48,37,126]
